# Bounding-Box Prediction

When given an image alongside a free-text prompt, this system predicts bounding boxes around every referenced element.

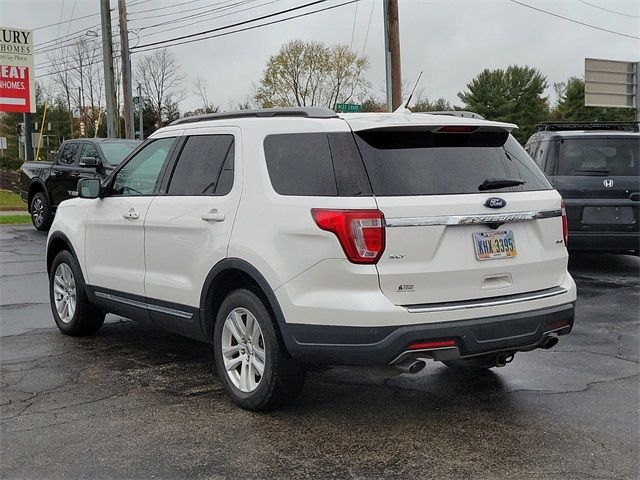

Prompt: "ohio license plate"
[473,230,517,260]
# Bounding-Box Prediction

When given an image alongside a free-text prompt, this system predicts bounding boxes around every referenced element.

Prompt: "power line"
[55,0,66,41]
[361,0,375,56]
[577,0,639,19]
[130,0,242,21]
[135,0,281,39]
[65,0,79,36]
[349,0,359,49]
[132,0,327,50]
[35,53,120,79]
[133,0,358,53]
[132,0,254,31]
[128,0,210,16]
[509,0,640,40]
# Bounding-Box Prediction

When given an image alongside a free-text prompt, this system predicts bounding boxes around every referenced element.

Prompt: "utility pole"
[118,0,134,139]
[138,83,144,140]
[385,0,402,111]
[100,0,117,137]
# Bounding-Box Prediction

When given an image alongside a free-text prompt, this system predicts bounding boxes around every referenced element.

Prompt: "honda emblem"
[603,179,614,188]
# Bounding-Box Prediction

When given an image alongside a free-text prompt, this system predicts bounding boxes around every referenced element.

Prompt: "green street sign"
[335,103,362,113]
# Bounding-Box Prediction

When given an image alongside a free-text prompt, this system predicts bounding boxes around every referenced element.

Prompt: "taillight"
[311,209,385,264]
[561,200,568,246]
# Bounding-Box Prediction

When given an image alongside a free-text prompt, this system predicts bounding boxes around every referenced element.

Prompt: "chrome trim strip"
[405,287,569,313]
[95,291,147,309]
[385,209,562,227]
[146,303,194,319]
[94,291,193,319]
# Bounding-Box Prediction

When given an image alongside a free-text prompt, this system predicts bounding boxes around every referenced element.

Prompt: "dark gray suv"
[525,122,639,253]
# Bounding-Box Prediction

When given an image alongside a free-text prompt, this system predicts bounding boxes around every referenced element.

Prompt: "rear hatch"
[350,124,567,306]
[551,135,639,233]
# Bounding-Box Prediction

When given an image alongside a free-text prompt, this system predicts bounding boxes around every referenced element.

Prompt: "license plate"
[473,230,517,260]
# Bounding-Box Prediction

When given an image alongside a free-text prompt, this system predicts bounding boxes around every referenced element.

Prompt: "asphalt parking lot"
[1,225,638,480]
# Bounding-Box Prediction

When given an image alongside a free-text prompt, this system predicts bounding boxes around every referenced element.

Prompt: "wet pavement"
[1,225,638,479]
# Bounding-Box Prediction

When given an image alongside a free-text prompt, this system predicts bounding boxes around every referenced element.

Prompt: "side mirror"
[79,156,100,168]
[78,178,101,199]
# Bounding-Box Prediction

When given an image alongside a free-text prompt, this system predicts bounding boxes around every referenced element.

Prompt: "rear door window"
[354,130,551,196]
[167,135,234,196]
[264,133,337,196]
[557,137,639,176]
[58,143,79,165]
[263,133,371,197]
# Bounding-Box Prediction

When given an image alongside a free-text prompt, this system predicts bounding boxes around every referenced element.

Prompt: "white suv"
[46,108,577,410]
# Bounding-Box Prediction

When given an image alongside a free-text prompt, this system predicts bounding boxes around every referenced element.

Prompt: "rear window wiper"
[478,178,525,191]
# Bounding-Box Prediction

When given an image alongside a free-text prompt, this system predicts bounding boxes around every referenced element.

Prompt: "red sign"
[0,65,30,112]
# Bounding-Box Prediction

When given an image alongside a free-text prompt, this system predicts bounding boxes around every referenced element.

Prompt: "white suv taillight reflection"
[311,209,385,264]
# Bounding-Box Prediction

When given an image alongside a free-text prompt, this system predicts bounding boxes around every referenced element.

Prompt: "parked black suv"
[525,122,639,253]
[20,138,140,230]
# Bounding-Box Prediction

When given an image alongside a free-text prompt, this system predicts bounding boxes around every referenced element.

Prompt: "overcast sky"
[2,0,639,111]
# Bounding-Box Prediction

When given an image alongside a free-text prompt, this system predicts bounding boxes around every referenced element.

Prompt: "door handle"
[122,208,140,220]
[201,209,225,222]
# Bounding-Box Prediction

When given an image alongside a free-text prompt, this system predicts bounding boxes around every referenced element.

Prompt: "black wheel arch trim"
[47,231,80,275]
[199,257,287,324]
[27,178,49,209]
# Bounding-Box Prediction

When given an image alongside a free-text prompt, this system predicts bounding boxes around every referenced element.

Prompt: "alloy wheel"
[53,263,77,324]
[221,307,266,393]
[32,197,44,227]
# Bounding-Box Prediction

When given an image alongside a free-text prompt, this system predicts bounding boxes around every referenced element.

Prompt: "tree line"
[1,38,636,165]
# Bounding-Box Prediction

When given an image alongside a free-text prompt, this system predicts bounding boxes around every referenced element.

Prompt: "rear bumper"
[568,231,638,251]
[280,302,575,366]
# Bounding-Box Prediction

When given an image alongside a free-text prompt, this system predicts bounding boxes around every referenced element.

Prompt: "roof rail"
[537,121,639,133]
[170,107,338,126]
[420,111,485,120]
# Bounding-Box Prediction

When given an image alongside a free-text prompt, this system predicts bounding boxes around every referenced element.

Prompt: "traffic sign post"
[0,27,35,113]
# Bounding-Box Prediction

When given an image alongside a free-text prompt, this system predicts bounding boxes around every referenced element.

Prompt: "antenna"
[403,70,423,109]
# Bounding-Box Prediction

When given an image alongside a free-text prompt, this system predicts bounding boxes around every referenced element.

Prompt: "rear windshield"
[354,130,551,196]
[557,137,639,176]
[100,141,140,166]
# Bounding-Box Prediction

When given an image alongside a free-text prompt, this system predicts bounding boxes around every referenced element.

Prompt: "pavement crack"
[512,372,640,396]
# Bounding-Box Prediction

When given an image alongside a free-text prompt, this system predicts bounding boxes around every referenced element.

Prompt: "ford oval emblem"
[484,197,506,209]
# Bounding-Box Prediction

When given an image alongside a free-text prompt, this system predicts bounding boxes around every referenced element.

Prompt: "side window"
[264,133,338,196]
[80,143,99,159]
[111,138,176,196]
[58,143,79,165]
[535,141,547,170]
[167,135,234,196]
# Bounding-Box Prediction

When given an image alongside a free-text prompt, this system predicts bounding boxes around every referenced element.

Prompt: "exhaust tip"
[541,336,559,350]
[395,359,427,374]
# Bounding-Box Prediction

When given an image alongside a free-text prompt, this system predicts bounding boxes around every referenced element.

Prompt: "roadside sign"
[335,103,362,113]
[0,27,35,113]
[585,58,638,109]
[0,137,7,149]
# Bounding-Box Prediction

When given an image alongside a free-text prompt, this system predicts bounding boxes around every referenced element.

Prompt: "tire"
[49,250,105,336]
[213,289,306,411]
[443,355,496,371]
[30,192,53,231]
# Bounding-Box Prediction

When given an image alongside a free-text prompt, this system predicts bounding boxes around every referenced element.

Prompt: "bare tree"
[135,48,186,128]
[192,75,218,113]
